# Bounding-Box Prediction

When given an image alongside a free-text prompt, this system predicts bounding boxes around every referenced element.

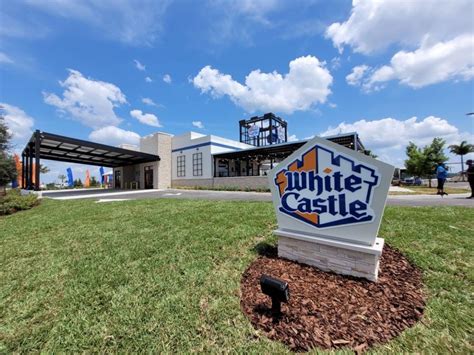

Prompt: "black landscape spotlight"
[260,275,290,315]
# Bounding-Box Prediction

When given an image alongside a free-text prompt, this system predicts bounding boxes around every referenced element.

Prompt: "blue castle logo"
[274,144,380,228]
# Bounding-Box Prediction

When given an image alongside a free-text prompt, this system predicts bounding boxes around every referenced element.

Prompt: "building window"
[177,155,186,177]
[193,152,203,176]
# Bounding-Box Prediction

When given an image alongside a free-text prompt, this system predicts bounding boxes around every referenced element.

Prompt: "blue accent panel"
[172,141,243,153]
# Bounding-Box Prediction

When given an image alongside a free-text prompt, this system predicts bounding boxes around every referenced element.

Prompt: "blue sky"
[1,0,473,183]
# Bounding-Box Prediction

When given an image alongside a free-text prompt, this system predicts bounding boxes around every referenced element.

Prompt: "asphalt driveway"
[42,188,474,207]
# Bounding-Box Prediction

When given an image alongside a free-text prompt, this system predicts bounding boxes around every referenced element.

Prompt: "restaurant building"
[21,113,365,191]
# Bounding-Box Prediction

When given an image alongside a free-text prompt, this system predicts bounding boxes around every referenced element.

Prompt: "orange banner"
[14,154,22,187]
[85,170,90,188]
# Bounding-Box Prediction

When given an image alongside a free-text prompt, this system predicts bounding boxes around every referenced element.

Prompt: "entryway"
[144,166,154,189]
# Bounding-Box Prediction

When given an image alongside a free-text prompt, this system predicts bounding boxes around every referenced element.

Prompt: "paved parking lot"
[42,188,474,207]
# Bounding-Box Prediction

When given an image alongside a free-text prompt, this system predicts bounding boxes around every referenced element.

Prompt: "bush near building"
[0,189,39,215]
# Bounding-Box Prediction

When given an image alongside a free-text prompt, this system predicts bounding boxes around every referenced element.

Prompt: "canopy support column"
[21,154,26,189]
[34,130,41,191]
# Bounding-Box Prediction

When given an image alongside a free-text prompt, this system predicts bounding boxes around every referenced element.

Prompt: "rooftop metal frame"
[212,133,366,177]
[20,130,160,190]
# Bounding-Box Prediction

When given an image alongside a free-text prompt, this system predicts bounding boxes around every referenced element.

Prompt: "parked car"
[402,177,422,186]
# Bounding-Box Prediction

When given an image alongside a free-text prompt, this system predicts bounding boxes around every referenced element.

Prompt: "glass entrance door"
[144,166,153,189]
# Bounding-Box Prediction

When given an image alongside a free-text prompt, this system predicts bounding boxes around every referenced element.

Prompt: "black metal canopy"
[21,130,160,190]
[213,133,365,161]
[212,133,366,178]
[213,141,306,160]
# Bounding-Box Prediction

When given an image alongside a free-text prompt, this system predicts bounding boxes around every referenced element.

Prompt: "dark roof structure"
[213,132,365,160]
[22,131,160,168]
[21,130,160,190]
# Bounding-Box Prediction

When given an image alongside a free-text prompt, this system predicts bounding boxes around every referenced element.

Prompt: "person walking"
[465,159,474,199]
[436,162,448,196]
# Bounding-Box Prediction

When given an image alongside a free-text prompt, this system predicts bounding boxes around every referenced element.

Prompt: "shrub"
[0,189,40,215]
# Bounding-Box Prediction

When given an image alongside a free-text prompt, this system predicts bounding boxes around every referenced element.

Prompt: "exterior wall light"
[260,275,290,315]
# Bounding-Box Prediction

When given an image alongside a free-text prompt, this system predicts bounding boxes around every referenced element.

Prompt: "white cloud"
[321,116,474,166]
[0,52,13,65]
[163,74,172,83]
[368,35,474,89]
[193,55,333,114]
[326,0,472,54]
[43,69,126,129]
[346,65,369,86]
[134,59,146,71]
[0,103,35,146]
[192,121,204,129]
[130,109,161,127]
[348,35,474,91]
[288,134,298,142]
[142,97,157,106]
[329,0,474,91]
[145,76,153,83]
[24,0,171,45]
[89,126,140,147]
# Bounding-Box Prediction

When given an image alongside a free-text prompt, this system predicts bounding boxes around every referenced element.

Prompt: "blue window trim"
[172,141,243,153]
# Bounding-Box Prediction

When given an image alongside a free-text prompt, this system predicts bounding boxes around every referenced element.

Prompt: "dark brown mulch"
[240,244,425,352]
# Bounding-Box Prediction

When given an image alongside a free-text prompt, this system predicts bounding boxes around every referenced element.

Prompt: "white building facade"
[112,131,255,190]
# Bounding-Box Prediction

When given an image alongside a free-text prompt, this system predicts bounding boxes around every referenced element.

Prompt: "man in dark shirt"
[466,159,474,199]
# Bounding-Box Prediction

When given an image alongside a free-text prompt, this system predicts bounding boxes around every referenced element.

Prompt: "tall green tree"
[448,140,474,181]
[0,111,17,196]
[404,137,448,188]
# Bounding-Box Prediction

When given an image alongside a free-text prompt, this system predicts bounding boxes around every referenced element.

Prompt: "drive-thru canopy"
[21,130,160,190]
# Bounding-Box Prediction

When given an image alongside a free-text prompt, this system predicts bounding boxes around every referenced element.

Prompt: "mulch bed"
[240,244,425,352]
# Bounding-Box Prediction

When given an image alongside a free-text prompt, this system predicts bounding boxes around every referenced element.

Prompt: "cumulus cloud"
[89,125,140,146]
[193,55,332,113]
[329,0,474,91]
[43,69,126,129]
[326,0,472,54]
[192,121,204,129]
[130,109,161,127]
[0,103,35,145]
[145,76,153,83]
[346,65,369,86]
[350,35,474,90]
[134,59,146,71]
[321,116,473,166]
[163,74,172,83]
[369,35,473,88]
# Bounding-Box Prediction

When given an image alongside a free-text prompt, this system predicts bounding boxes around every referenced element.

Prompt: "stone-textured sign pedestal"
[268,135,394,283]
[276,230,384,281]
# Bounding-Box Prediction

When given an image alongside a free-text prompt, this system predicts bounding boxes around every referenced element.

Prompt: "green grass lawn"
[1,199,473,353]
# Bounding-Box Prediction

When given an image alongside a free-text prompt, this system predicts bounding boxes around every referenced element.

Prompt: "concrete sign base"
[275,229,384,282]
